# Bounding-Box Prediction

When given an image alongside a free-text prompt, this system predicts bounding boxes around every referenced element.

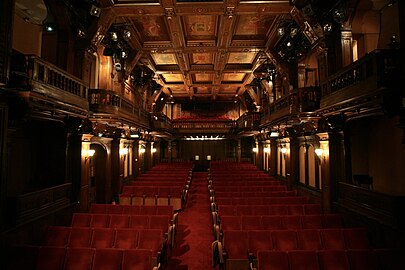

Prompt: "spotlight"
[277,27,285,36]
[290,28,298,37]
[323,23,333,33]
[114,62,122,71]
[123,29,131,40]
[77,28,86,38]
[333,8,346,24]
[121,51,128,59]
[89,5,101,17]
[110,32,118,41]
[43,23,56,32]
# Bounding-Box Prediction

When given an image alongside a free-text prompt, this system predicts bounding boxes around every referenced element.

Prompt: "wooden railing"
[261,86,320,123]
[14,183,72,225]
[320,49,399,109]
[10,55,89,113]
[89,89,150,127]
[151,113,173,131]
[236,112,261,131]
[172,118,236,130]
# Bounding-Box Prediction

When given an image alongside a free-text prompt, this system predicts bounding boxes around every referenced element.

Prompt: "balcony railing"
[320,49,399,109]
[10,55,89,113]
[14,183,72,225]
[261,87,320,123]
[151,113,173,131]
[89,89,150,127]
[236,112,261,131]
[172,117,236,131]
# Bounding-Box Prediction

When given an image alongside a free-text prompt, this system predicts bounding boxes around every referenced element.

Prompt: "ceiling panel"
[191,53,214,65]
[130,16,170,42]
[162,73,183,83]
[151,53,177,65]
[227,52,257,64]
[222,73,246,82]
[193,73,213,83]
[234,15,275,39]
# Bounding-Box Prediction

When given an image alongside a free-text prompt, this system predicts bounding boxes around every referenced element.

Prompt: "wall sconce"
[315,148,323,157]
[280,147,287,154]
[207,155,211,161]
[139,148,146,154]
[88,149,95,157]
[264,147,270,153]
[195,155,200,161]
[253,147,258,153]
[84,149,95,163]
[151,148,157,153]
[120,147,129,155]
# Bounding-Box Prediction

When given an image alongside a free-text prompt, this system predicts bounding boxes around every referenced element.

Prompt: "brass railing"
[173,118,236,129]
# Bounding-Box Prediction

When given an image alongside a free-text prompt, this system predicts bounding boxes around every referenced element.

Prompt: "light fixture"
[280,147,287,154]
[264,147,270,153]
[315,148,323,157]
[121,51,128,59]
[253,147,258,153]
[88,149,95,157]
[130,131,140,138]
[120,147,129,155]
[207,155,211,161]
[277,27,285,36]
[43,23,56,32]
[90,5,101,17]
[139,148,146,154]
[123,29,131,40]
[270,131,279,137]
[151,148,157,153]
[110,32,118,42]
[333,8,346,24]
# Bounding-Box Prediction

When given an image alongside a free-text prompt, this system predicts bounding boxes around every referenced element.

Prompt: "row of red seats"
[9,246,157,270]
[43,227,165,252]
[214,196,309,206]
[220,228,370,259]
[209,180,285,186]
[214,214,342,235]
[212,185,287,192]
[90,204,174,216]
[122,186,184,196]
[212,190,297,198]
[217,203,321,216]
[254,249,404,270]
[71,213,173,231]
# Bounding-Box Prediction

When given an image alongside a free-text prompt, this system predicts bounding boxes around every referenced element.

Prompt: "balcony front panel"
[320,49,399,110]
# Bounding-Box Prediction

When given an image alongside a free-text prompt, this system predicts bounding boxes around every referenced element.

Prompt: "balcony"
[151,113,173,132]
[88,89,150,127]
[320,49,399,112]
[236,112,261,133]
[172,117,237,134]
[261,87,320,124]
[9,55,89,117]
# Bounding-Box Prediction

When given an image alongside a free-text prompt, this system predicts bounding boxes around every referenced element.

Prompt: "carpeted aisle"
[166,172,218,270]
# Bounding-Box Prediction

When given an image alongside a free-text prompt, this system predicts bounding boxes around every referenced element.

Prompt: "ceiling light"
[43,23,56,32]
[290,28,298,37]
[123,29,131,40]
[323,23,332,33]
[110,32,118,41]
[121,51,128,59]
[278,27,285,36]
[315,148,324,157]
[333,8,346,24]
[90,5,101,17]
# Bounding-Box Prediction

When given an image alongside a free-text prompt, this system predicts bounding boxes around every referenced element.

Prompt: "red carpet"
[166,172,218,270]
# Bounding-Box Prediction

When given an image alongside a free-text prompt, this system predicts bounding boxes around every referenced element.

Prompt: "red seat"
[269,205,288,215]
[90,214,110,228]
[220,216,241,231]
[92,248,123,270]
[296,229,322,250]
[272,230,298,251]
[262,216,283,229]
[257,251,289,270]
[149,215,170,232]
[109,215,130,228]
[68,227,92,247]
[242,216,262,230]
[346,249,379,270]
[301,215,323,229]
[106,205,123,214]
[253,205,270,216]
[320,229,346,250]
[71,213,91,227]
[122,205,140,215]
[282,215,302,229]
[223,230,248,259]
[91,228,115,248]
[63,247,95,270]
[288,205,304,215]
[304,204,321,215]
[288,250,320,270]
[114,229,139,249]
[90,204,107,213]
[36,246,66,270]
[129,215,150,229]
[139,206,157,215]
[43,226,71,247]
[247,230,273,257]
[156,205,174,216]
[138,229,164,254]
[121,249,154,270]
[318,250,350,270]
[219,205,236,216]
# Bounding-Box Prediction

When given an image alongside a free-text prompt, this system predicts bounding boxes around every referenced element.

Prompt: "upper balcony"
[320,49,400,113]
[9,54,89,117]
[150,113,173,136]
[88,89,150,127]
[172,116,237,134]
[236,112,261,134]
[261,87,320,125]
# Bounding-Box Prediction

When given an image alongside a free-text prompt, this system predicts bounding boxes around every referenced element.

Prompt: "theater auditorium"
[0,0,404,269]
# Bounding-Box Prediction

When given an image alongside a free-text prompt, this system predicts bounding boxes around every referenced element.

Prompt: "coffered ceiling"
[93,0,293,103]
